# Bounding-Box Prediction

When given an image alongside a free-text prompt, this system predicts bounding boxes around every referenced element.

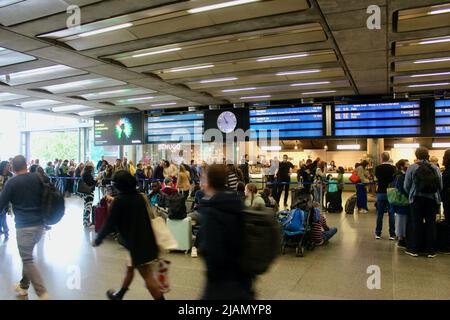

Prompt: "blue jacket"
[404,160,443,205]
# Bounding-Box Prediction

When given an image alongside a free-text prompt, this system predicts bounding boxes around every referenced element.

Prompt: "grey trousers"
[16,226,47,296]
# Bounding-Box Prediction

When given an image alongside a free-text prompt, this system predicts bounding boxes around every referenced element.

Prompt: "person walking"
[92,171,164,300]
[275,154,294,208]
[356,160,370,213]
[0,155,49,299]
[198,164,254,299]
[374,152,397,240]
[404,147,442,258]
[81,163,96,228]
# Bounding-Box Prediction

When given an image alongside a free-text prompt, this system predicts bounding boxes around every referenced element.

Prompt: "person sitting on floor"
[311,203,338,246]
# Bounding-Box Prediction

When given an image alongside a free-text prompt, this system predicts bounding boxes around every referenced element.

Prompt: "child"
[311,202,338,246]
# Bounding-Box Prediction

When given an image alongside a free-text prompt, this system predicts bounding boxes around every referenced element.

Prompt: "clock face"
[217,111,237,133]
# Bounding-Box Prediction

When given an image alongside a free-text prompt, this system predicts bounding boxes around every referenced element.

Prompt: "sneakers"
[375,235,381,240]
[405,250,419,257]
[13,283,28,297]
[359,209,368,214]
[191,246,198,258]
[427,253,437,259]
[389,236,396,241]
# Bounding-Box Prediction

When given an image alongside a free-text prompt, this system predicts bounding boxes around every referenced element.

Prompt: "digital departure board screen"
[94,113,144,146]
[435,100,450,135]
[249,106,323,139]
[146,113,204,143]
[334,102,421,137]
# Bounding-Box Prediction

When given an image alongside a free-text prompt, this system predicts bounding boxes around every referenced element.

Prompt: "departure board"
[334,102,421,137]
[249,106,323,139]
[435,100,450,135]
[146,113,204,143]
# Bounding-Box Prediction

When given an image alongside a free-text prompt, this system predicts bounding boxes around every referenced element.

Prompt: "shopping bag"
[152,259,171,293]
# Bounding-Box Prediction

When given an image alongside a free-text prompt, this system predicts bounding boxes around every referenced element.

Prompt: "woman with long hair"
[244,183,265,208]
[92,171,164,300]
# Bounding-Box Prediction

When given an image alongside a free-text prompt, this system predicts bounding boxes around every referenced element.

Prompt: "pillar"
[367,138,384,167]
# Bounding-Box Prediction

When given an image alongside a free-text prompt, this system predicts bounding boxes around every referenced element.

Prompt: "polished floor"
[1,193,449,300]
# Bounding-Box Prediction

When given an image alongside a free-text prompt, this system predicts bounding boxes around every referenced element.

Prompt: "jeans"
[409,196,439,254]
[323,227,338,241]
[356,184,368,210]
[375,193,396,237]
[0,209,8,235]
[16,226,47,296]
[396,214,408,239]
[276,181,290,205]
[265,175,276,197]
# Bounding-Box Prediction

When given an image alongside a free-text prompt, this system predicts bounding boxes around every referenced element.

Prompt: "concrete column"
[123,145,137,163]
[367,138,384,167]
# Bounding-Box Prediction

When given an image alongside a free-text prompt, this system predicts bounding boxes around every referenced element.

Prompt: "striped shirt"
[227,172,239,190]
[311,214,330,244]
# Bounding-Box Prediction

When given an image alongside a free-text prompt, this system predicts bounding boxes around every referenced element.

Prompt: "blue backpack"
[283,208,306,235]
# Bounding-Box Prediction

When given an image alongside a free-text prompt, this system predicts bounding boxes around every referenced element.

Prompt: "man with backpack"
[0,155,49,299]
[404,147,443,258]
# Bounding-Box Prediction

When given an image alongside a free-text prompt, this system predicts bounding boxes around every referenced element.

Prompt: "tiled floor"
[0,193,449,300]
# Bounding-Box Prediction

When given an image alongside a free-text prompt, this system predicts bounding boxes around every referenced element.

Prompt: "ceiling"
[0,0,449,118]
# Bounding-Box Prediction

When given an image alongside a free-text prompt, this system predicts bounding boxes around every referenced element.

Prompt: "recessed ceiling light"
[132,47,181,58]
[408,82,450,88]
[419,37,450,45]
[78,110,101,116]
[257,53,308,62]
[168,64,215,73]
[410,71,450,78]
[337,144,361,150]
[290,81,330,87]
[302,90,336,95]
[276,69,320,76]
[151,102,177,107]
[188,0,260,14]
[222,87,257,93]
[78,23,133,38]
[240,95,271,100]
[119,96,154,103]
[428,8,450,15]
[0,65,73,81]
[414,57,450,64]
[21,100,62,108]
[200,77,238,84]
[98,89,132,95]
[52,105,89,112]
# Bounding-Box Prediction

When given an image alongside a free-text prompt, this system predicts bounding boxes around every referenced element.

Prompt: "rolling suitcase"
[166,217,192,252]
[435,220,450,251]
[345,194,357,215]
[94,198,109,233]
[326,192,342,213]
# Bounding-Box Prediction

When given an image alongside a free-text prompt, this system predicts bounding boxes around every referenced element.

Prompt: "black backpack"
[414,162,441,194]
[167,192,187,220]
[240,207,280,275]
[37,174,65,225]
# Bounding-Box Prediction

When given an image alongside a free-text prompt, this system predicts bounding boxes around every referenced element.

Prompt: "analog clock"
[217,111,237,133]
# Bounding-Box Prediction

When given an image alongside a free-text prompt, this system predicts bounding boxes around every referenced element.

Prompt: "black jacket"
[153,165,165,181]
[442,168,450,204]
[95,192,159,266]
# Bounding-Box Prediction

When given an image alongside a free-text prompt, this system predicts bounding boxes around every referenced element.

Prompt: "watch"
[217,111,237,133]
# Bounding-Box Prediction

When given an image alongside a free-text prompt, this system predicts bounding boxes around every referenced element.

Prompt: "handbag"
[141,194,178,252]
[349,171,361,184]
[387,188,409,206]
[77,179,95,194]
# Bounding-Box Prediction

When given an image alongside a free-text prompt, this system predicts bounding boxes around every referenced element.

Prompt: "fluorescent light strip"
[337,144,361,150]
[414,57,450,64]
[408,82,450,88]
[394,143,419,149]
[78,110,101,116]
[200,77,238,84]
[2,65,72,80]
[188,0,260,14]
[120,96,154,102]
[257,53,308,62]
[78,23,133,38]
[302,90,336,95]
[419,38,450,45]
[98,89,131,95]
[168,64,214,73]
[410,71,450,78]
[428,8,450,15]
[290,81,330,87]
[261,146,282,151]
[432,142,450,148]
[240,95,271,100]
[52,105,89,112]
[276,69,320,76]
[151,102,177,107]
[132,47,181,58]
[222,87,257,93]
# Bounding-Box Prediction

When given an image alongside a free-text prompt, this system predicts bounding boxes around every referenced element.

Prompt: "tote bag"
[141,194,178,251]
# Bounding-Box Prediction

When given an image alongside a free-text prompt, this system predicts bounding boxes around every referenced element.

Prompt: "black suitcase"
[345,194,357,214]
[435,220,450,250]
[326,191,342,213]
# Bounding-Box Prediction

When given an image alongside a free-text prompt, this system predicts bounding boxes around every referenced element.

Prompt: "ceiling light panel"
[20,100,64,109]
[0,47,35,67]
[52,105,91,112]
[0,65,85,86]
[395,57,450,72]
[38,0,309,51]
[396,36,450,56]
[397,3,450,32]
[0,92,27,102]
[40,78,127,94]
[79,88,155,100]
